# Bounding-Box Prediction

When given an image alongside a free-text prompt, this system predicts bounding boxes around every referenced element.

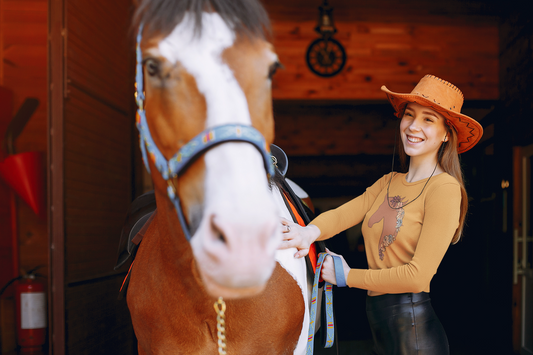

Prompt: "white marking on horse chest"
[158,12,250,127]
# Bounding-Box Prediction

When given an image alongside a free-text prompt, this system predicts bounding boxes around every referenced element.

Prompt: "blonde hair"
[398,124,467,244]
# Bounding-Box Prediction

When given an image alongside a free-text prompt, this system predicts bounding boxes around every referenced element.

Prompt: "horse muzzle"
[190,204,280,299]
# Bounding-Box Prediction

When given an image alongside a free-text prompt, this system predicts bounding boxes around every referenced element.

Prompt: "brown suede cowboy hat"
[381,74,483,154]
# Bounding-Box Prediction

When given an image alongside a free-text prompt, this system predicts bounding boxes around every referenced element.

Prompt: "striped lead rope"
[306,252,346,354]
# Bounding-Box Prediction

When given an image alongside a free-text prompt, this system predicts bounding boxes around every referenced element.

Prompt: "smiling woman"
[279,74,483,355]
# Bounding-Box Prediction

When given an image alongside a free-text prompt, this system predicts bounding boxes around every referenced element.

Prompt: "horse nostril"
[217,231,227,244]
[211,216,227,245]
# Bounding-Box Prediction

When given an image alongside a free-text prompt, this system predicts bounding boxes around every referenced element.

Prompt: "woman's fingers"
[320,255,336,285]
[322,249,350,286]
[280,217,291,224]
[280,217,293,234]
[294,248,309,259]
[325,247,342,257]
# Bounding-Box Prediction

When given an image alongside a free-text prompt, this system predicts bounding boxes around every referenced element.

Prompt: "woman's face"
[400,102,448,162]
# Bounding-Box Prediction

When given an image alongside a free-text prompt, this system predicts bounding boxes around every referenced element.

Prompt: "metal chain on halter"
[214,297,227,355]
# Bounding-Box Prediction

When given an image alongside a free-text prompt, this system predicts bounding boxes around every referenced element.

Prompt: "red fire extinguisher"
[15,272,47,350]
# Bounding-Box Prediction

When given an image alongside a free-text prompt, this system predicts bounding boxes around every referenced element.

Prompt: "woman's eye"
[145,59,160,77]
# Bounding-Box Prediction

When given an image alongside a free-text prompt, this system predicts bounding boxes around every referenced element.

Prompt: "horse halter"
[134,25,274,241]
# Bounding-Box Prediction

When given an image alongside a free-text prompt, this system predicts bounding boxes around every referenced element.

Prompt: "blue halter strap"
[306,252,346,354]
[135,24,274,241]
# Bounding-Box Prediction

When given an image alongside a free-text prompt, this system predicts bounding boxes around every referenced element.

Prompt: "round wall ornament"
[306,0,346,77]
[306,37,346,77]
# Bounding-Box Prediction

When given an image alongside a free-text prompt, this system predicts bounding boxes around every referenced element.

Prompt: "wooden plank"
[263,0,499,25]
[2,8,46,24]
[66,243,121,261]
[67,64,130,113]
[66,206,126,221]
[65,0,132,111]
[66,260,123,282]
[2,0,47,12]
[65,277,134,355]
[66,86,131,131]
[64,155,130,185]
[284,154,397,198]
[2,45,47,67]
[269,20,498,100]
[64,179,132,200]
[49,0,66,351]
[64,190,130,213]
[67,0,130,58]
[64,124,130,168]
[273,101,398,156]
[2,24,47,45]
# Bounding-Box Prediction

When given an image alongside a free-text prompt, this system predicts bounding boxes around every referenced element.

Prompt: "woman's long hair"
[398,124,468,244]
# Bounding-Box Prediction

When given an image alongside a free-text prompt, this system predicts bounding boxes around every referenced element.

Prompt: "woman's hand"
[278,217,321,258]
[320,248,350,286]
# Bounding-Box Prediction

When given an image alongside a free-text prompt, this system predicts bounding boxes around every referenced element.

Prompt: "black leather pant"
[366,292,449,355]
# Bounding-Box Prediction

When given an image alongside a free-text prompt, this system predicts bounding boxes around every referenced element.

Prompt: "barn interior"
[0,0,532,354]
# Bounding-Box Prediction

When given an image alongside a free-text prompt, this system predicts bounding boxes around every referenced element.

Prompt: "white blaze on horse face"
[159,13,279,296]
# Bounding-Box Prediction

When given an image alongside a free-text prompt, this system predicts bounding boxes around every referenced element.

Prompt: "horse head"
[132,0,282,298]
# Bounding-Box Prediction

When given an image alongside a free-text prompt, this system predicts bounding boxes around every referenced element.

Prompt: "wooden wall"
[264,0,500,202]
[0,0,48,352]
[58,0,136,353]
[0,0,48,276]
[265,0,499,100]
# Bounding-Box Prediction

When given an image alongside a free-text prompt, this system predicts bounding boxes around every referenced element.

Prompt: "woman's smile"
[406,135,424,144]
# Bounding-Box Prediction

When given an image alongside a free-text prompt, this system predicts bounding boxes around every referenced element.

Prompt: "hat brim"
[381,86,483,154]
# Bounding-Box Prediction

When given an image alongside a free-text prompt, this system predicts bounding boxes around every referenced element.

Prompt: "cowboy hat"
[381,74,483,154]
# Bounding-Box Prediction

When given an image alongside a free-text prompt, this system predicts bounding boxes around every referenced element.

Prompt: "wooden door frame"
[512,144,533,353]
[48,0,66,353]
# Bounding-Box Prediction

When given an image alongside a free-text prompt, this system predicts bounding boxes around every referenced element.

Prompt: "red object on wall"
[15,276,47,350]
[0,152,45,219]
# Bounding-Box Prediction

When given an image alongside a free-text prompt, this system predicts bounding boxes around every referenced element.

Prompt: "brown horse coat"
[128,205,305,355]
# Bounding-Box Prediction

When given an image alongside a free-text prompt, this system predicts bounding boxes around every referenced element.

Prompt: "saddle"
[114,190,156,299]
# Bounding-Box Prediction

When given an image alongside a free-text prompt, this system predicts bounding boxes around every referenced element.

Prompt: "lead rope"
[214,297,227,355]
[306,252,346,354]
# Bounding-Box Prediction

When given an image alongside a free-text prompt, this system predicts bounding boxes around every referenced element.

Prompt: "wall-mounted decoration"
[306,0,346,77]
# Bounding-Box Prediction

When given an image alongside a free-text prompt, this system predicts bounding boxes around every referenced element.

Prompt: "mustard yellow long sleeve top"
[310,172,461,296]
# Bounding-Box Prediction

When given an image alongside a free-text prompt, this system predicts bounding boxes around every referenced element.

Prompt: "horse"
[118,0,320,353]
[116,144,322,354]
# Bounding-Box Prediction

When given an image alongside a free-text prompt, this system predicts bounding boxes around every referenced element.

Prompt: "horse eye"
[268,61,283,79]
[145,59,160,77]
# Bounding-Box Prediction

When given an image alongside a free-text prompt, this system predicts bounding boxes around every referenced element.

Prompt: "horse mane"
[132,0,271,41]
